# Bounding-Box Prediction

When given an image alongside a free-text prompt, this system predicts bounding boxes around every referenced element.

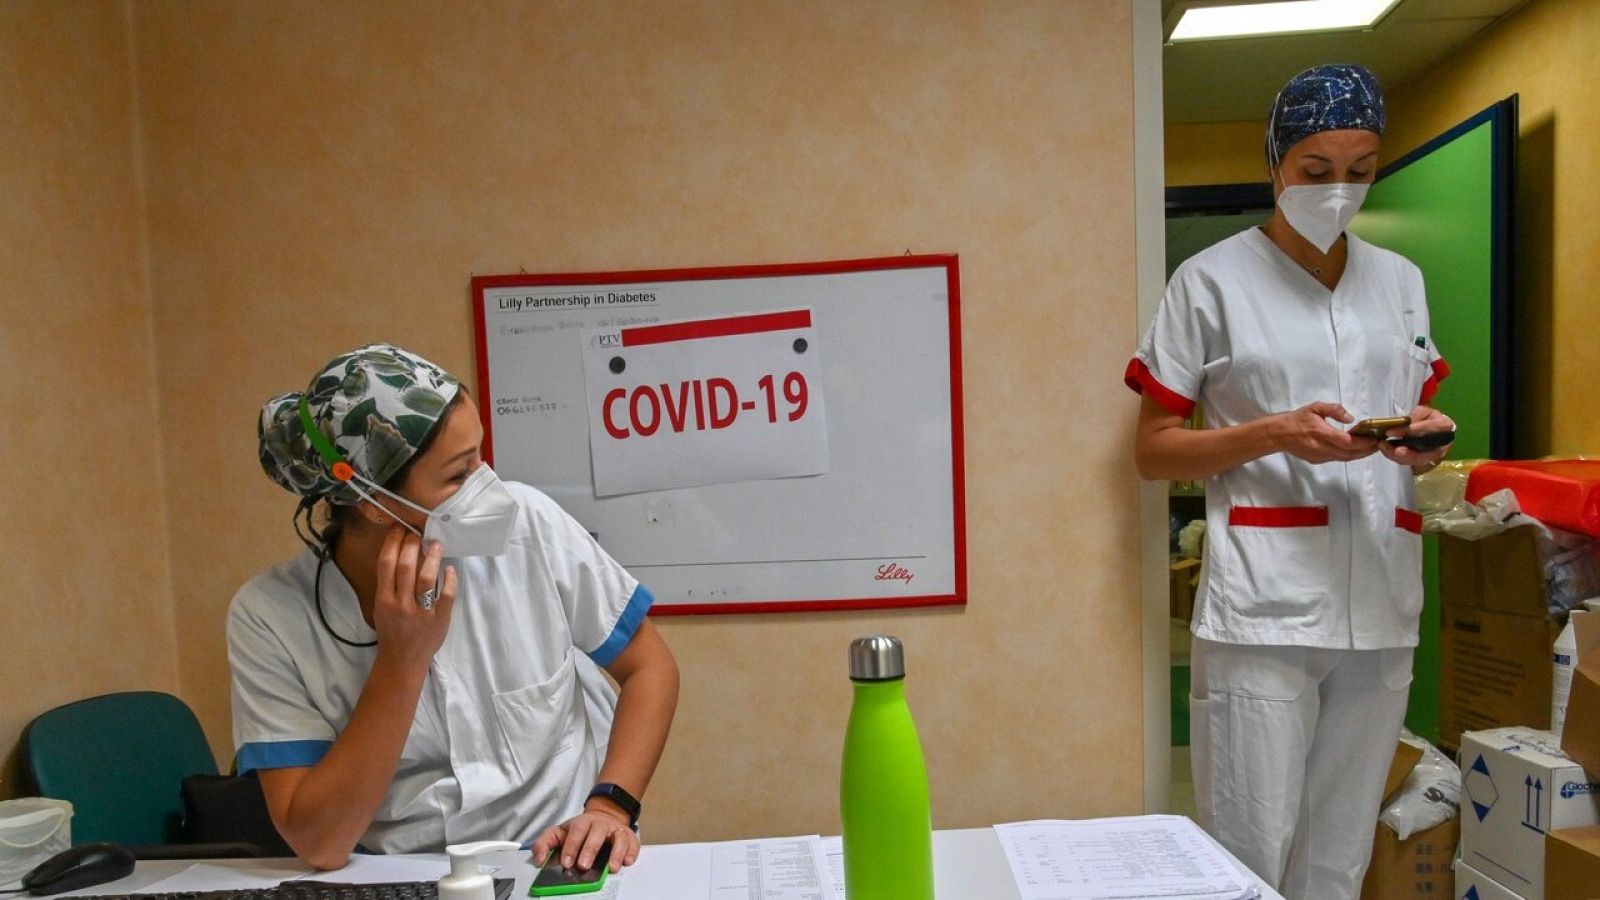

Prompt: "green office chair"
[19,691,271,856]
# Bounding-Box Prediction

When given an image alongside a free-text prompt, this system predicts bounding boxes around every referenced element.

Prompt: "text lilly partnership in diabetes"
[580,308,830,497]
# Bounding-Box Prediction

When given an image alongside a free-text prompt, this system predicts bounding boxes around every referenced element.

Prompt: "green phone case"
[527,855,609,897]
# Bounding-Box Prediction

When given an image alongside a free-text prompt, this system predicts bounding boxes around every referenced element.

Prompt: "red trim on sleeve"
[1419,357,1451,405]
[1228,506,1330,528]
[1395,508,1423,535]
[1124,358,1196,418]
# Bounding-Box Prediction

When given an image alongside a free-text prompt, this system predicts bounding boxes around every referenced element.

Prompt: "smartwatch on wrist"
[587,782,642,829]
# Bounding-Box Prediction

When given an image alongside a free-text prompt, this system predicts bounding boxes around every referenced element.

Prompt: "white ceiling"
[1162,0,1531,124]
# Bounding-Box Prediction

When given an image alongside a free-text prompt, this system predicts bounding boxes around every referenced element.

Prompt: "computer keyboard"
[70,877,515,900]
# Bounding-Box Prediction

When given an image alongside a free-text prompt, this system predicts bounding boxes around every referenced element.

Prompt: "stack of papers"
[618,835,832,900]
[994,816,1260,900]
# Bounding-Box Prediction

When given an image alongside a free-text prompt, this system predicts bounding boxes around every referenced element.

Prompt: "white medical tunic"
[227,481,653,853]
[1127,228,1448,650]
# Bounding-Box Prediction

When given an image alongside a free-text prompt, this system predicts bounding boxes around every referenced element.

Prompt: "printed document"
[995,816,1260,900]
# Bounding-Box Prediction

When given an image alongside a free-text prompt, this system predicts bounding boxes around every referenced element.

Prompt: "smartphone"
[529,843,611,897]
[1387,429,1456,451]
[1348,416,1411,439]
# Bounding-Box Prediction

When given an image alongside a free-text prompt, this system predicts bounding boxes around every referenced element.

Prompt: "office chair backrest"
[21,691,220,846]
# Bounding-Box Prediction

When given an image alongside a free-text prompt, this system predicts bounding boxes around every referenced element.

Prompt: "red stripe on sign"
[622,310,812,347]
[1395,508,1423,534]
[1228,506,1330,528]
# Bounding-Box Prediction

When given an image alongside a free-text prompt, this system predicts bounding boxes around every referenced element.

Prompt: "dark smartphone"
[1348,416,1411,439]
[529,842,611,896]
[1387,429,1456,451]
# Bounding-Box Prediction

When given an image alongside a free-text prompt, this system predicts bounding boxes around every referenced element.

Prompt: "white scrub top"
[227,481,653,853]
[1127,227,1448,650]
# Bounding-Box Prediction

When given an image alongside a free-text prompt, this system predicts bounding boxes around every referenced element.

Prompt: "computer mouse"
[20,842,136,896]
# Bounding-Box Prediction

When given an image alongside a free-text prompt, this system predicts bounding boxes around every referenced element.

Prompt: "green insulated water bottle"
[840,635,934,900]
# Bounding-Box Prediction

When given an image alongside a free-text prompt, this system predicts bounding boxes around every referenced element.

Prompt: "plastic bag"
[1178,520,1206,560]
[1548,535,1600,614]
[1425,487,1548,540]
[1415,460,1476,515]
[1378,730,1460,840]
[0,798,72,889]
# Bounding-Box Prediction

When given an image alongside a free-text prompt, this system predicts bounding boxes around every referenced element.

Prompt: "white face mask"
[351,464,519,557]
[1275,181,1369,254]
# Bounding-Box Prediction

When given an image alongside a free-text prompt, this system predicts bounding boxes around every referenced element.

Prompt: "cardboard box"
[1459,728,1600,898]
[1456,860,1528,900]
[1441,528,1558,749]
[1362,740,1456,900]
[1384,740,1428,802]
[1170,557,1200,622]
[1546,826,1600,900]
[1363,817,1458,899]
[1561,612,1600,778]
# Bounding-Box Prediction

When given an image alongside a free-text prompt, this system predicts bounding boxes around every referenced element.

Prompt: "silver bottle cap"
[849,635,905,681]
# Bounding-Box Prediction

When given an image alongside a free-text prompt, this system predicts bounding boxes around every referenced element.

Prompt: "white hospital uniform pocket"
[1223,515,1332,619]
[492,650,581,784]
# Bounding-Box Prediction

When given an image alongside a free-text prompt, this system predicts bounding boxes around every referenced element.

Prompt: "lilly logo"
[1560,781,1600,799]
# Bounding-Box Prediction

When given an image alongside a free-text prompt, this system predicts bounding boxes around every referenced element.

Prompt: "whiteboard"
[471,255,965,614]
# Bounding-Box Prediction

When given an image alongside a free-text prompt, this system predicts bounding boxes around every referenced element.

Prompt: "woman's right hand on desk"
[373,527,457,671]
[1270,402,1380,464]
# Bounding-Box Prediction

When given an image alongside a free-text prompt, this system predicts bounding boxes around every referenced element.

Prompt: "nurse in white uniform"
[1126,65,1454,899]
[235,343,679,872]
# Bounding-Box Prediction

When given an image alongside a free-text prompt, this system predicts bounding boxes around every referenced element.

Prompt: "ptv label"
[581,308,829,496]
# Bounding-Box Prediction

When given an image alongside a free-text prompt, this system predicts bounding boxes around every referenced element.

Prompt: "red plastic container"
[1466,459,1600,538]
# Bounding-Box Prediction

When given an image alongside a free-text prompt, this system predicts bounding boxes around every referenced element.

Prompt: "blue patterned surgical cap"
[1266,63,1386,165]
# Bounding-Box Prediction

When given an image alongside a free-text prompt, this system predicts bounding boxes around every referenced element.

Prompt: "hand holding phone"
[529,842,611,896]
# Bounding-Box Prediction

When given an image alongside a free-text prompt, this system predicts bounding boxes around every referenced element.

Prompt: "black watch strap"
[587,782,641,828]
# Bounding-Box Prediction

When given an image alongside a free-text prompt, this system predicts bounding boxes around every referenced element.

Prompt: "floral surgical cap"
[258,343,460,505]
[1267,63,1386,166]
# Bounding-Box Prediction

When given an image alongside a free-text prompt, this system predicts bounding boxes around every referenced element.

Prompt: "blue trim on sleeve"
[588,584,654,667]
[237,739,333,775]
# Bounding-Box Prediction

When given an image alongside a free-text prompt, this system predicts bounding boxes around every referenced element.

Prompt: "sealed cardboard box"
[1545,825,1600,900]
[1561,613,1600,778]
[1441,528,1557,749]
[1362,740,1455,900]
[1362,818,1457,899]
[1457,860,1529,900]
[1459,728,1600,898]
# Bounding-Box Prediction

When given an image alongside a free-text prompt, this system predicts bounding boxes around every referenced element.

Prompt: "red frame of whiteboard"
[470,254,966,616]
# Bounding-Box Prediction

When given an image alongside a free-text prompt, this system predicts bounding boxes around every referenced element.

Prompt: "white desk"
[66,827,1282,900]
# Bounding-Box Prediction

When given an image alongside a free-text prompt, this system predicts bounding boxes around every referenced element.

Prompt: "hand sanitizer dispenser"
[439,841,519,900]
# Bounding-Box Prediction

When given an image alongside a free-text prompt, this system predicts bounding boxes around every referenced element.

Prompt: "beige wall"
[1382,0,1599,457]
[104,0,1143,842]
[1164,120,1266,186]
[0,0,180,795]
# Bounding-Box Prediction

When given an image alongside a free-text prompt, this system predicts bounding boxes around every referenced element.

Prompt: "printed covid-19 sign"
[580,308,829,496]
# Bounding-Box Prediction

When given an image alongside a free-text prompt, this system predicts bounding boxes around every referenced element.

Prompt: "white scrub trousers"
[1189,638,1413,900]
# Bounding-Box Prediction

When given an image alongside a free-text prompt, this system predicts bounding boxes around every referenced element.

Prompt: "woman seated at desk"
[234,343,678,872]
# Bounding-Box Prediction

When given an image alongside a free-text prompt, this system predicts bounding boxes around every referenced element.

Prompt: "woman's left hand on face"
[1378,405,1454,469]
[530,807,640,874]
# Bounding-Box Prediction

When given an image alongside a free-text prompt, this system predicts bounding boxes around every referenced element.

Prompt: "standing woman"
[1125,65,1453,898]
[237,343,678,872]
